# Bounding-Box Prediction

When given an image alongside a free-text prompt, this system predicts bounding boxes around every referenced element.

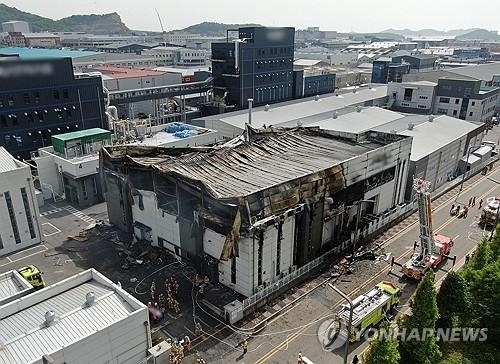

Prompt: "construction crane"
[392,178,456,280]
[155,8,167,46]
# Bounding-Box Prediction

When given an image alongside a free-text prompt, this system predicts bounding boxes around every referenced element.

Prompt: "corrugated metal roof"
[0,274,141,364]
[0,271,32,305]
[0,147,24,173]
[446,62,500,81]
[126,129,384,199]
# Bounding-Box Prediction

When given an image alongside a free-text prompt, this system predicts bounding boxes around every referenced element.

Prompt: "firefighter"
[195,322,203,336]
[352,354,360,364]
[241,339,248,355]
[465,254,471,265]
[479,198,484,208]
[297,351,304,363]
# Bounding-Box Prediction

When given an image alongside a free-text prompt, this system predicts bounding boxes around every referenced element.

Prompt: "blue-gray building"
[211,27,295,109]
[371,58,410,83]
[0,58,106,159]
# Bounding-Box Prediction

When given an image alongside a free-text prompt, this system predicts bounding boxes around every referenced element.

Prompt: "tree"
[399,271,441,364]
[364,322,400,364]
[436,271,471,328]
[468,240,492,272]
[489,225,500,261]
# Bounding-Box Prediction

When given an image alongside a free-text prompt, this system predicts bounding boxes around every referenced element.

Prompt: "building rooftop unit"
[0,269,147,364]
[0,270,33,307]
[0,146,25,172]
[196,85,388,131]
[103,128,406,200]
[51,128,111,154]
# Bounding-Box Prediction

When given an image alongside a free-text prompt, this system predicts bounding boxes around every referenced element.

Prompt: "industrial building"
[299,106,485,199]
[387,81,437,114]
[0,147,42,256]
[101,128,411,299]
[211,27,295,108]
[190,84,389,138]
[0,57,106,160]
[0,269,151,364]
[1,21,30,33]
[0,270,33,306]
[33,128,111,207]
[142,46,207,66]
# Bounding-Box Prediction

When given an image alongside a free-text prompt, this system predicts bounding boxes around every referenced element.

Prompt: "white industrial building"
[190,84,389,138]
[142,46,207,66]
[0,269,151,364]
[102,128,412,301]
[295,47,359,66]
[0,270,33,307]
[1,21,30,33]
[0,147,42,256]
[387,81,437,114]
[295,106,485,198]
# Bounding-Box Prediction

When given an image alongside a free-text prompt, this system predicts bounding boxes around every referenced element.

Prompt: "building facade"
[101,128,411,298]
[387,81,437,114]
[212,27,295,108]
[1,21,30,33]
[33,128,111,207]
[433,78,498,122]
[142,47,206,66]
[0,147,42,256]
[0,58,106,160]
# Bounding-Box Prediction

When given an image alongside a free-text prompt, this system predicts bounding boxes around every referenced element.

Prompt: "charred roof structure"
[101,127,411,317]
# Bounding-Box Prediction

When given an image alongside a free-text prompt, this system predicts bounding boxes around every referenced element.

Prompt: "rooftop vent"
[408,122,414,130]
[332,111,338,119]
[45,310,55,326]
[264,104,270,111]
[314,95,320,101]
[356,106,362,112]
[297,120,303,127]
[428,114,435,122]
[86,292,95,306]
[390,129,397,134]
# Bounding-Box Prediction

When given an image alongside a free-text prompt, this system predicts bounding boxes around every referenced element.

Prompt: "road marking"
[256,177,500,363]
[0,244,48,268]
[453,235,460,240]
[42,222,61,237]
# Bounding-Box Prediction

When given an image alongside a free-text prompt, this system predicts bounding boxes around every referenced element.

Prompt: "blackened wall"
[0,57,106,159]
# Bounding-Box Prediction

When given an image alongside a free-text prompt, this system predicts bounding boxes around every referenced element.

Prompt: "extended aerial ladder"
[392,178,456,280]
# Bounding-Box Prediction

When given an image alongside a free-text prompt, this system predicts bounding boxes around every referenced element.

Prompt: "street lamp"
[327,283,353,364]
[353,200,376,255]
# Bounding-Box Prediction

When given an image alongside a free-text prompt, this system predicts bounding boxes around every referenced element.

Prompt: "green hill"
[0,3,131,34]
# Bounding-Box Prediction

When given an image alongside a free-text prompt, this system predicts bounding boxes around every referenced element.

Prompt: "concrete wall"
[0,163,42,256]
[388,82,436,112]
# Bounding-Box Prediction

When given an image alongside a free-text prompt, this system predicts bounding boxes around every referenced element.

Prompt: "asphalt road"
[216,163,500,364]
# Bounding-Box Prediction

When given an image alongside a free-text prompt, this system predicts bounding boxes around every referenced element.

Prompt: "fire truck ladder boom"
[415,178,434,256]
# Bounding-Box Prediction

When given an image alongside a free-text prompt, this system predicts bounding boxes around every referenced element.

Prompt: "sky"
[2,0,500,33]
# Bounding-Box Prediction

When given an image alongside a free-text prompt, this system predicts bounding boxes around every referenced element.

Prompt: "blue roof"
[0,47,102,60]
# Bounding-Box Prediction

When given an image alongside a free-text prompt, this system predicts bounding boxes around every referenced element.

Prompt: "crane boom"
[155,8,165,33]
[414,178,434,256]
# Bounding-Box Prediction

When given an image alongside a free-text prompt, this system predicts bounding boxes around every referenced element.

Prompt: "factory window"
[34,92,40,104]
[471,101,475,106]
[455,99,460,104]
[20,187,36,239]
[1,115,6,127]
[439,97,450,103]
[82,181,88,200]
[4,191,21,244]
[453,110,458,116]
[53,89,60,100]
[404,88,413,101]
[437,108,448,114]
[8,96,14,106]
[23,93,30,105]
[231,257,236,284]
[418,105,427,109]
[469,111,473,117]
[63,89,69,99]
[418,95,428,99]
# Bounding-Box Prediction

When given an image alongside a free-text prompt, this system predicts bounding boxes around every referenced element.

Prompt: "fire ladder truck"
[392,178,456,280]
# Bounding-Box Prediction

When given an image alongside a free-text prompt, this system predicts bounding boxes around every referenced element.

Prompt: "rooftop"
[51,128,111,142]
[103,128,402,199]
[0,147,25,173]
[0,47,100,59]
[404,80,438,86]
[446,62,500,81]
[90,65,167,79]
[21,33,59,38]
[197,85,388,131]
[153,66,210,76]
[0,269,145,364]
[375,115,481,160]
[0,271,32,307]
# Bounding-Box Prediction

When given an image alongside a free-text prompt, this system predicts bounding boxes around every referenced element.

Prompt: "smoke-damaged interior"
[101,127,411,298]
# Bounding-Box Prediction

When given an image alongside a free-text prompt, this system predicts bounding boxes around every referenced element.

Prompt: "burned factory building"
[100,127,411,299]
